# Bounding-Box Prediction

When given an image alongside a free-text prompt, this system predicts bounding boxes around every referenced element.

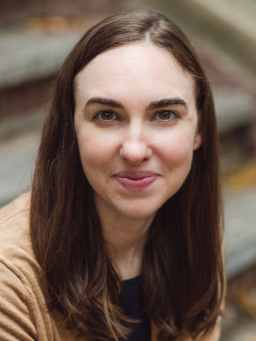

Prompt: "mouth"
[114,171,158,192]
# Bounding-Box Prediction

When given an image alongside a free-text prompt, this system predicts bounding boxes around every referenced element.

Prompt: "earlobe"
[193,133,202,150]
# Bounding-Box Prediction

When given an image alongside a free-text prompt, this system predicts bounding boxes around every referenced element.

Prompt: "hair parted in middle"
[30,10,225,341]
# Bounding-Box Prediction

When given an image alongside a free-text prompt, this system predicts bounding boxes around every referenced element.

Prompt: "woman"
[0,10,225,341]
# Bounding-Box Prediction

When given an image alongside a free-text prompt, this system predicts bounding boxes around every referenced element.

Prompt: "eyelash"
[92,110,119,125]
[92,109,180,125]
[153,110,180,123]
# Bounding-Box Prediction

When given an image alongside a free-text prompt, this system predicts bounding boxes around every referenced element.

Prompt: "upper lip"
[114,171,158,179]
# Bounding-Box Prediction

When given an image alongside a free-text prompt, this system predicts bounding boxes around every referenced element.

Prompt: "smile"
[114,171,158,192]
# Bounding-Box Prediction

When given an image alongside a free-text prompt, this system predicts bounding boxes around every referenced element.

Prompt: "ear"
[193,132,202,150]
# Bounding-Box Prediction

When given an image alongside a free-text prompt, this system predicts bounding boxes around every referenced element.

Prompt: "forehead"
[74,43,196,108]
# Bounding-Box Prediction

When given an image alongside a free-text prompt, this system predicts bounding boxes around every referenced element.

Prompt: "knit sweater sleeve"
[0,260,37,341]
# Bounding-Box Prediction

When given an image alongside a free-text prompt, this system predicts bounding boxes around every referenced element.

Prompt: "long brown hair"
[30,10,225,341]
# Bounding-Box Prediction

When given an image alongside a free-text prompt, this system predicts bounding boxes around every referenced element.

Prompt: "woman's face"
[74,43,201,220]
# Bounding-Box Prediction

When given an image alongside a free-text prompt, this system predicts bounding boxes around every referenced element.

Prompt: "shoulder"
[0,191,31,242]
[0,192,47,300]
[0,193,84,341]
[0,191,31,220]
[0,192,37,271]
[0,193,49,340]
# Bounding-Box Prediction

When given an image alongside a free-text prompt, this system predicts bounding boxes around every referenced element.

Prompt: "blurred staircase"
[1,2,256,339]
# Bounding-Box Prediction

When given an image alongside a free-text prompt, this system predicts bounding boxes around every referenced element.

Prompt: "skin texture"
[74,43,202,279]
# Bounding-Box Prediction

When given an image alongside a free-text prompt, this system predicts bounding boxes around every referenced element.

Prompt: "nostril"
[119,142,152,164]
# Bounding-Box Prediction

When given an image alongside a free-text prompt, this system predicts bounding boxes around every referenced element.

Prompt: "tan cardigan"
[0,193,88,341]
[0,193,220,341]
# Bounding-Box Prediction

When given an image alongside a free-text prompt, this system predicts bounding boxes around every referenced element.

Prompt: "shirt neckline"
[122,274,141,287]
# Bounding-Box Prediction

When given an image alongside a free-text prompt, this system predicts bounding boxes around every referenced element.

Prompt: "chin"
[113,200,163,220]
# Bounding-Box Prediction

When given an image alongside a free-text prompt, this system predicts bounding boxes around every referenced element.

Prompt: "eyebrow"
[83,97,124,111]
[146,98,188,110]
[83,97,188,111]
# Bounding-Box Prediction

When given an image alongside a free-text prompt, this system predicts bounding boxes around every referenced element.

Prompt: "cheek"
[163,149,193,180]
[158,136,195,197]
[77,133,117,173]
[156,131,195,169]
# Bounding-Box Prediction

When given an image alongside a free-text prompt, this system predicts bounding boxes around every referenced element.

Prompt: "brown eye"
[158,111,171,120]
[155,110,177,120]
[152,110,179,123]
[96,110,118,121]
[101,111,114,120]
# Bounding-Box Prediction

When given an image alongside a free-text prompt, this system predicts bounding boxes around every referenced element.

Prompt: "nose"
[119,123,152,165]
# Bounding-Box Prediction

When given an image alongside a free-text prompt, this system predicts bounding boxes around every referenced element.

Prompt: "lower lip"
[115,176,158,192]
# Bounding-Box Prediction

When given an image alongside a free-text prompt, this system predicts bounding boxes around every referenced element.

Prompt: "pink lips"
[114,171,158,192]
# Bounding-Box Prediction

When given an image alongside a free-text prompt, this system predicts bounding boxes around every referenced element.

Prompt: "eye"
[153,110,179,122]
[96,110,117,120]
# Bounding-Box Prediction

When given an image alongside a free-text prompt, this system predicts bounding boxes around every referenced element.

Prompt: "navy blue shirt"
[119,275,151,341]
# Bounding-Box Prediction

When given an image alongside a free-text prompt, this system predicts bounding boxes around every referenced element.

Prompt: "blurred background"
[0,0,256,340]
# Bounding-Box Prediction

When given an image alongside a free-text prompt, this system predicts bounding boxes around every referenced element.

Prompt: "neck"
[98,206,155,280]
